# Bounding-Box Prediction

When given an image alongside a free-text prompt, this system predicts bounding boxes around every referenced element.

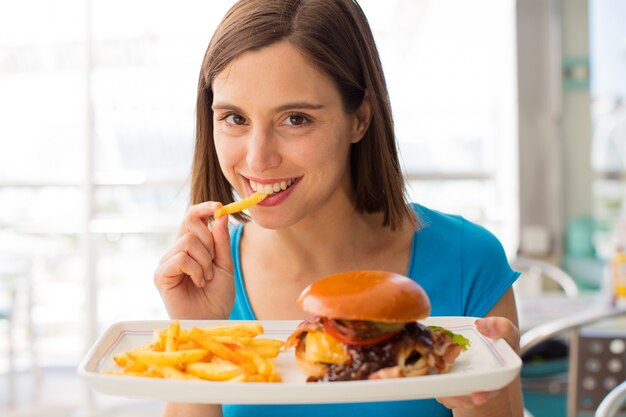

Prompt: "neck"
[248,205,403,278]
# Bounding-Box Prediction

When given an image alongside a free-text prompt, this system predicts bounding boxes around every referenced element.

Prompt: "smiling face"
[211,41,369,229]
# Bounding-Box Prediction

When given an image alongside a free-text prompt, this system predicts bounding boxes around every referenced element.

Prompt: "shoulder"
[409,204,518,317]
[412,203,503,254]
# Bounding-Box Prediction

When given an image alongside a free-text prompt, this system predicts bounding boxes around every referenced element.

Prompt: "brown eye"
[285,113,310,126]
[226,114,247,125]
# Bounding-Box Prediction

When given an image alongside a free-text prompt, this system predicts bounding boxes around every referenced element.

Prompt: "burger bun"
[297,270,430,323]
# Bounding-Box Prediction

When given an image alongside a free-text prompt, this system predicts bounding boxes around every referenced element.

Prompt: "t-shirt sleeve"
[460,219,520,317]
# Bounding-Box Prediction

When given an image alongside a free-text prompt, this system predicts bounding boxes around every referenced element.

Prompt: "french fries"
[105,321,284,383]
[214,192,268,219]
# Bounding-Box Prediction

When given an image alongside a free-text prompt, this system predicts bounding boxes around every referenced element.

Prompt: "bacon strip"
[427,329,463,373]
[284,316,324,350]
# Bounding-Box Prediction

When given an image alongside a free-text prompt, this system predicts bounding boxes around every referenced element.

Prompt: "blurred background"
[0,0,625,416]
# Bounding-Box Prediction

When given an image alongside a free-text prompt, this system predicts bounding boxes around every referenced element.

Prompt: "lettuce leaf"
[429,325,471,351]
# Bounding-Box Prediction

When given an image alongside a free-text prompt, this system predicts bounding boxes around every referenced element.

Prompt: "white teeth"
[250,178,296,195]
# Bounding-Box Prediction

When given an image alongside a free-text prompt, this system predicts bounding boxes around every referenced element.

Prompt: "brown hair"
[191,0,416,230]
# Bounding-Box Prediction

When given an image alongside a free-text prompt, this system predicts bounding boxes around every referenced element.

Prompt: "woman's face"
[212,41,368,229]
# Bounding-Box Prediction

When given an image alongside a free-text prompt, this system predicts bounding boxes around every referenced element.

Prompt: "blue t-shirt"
[225,204,519,417]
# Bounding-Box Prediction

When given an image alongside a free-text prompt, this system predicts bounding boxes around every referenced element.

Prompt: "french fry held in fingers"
[214,192,268,219]
[105,320,284,383]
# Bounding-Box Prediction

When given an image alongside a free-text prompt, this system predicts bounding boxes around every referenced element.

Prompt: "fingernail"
[476,318,494,335]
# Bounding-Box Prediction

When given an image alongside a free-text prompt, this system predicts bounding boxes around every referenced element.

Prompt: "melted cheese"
[304,331,349,365]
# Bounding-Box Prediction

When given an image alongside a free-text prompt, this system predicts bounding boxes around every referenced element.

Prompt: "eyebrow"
[211,102,326,112]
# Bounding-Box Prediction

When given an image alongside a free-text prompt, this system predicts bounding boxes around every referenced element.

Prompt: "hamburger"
[285,270,469,382]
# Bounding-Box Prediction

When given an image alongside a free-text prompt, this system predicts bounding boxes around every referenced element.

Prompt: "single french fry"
[186,362,245,381]
[226,374,248,383]
[127,349,208,366]
[267,373,282,383]
[152,329,166,351]
[166,320,181,352]
[248,337,283,358]
[189,328,257,374]
[213,335,253,346]
[199,322,264,337]
[246,374,269,382]
[251,345,281,359]
[178,329,191,344]
[123,359,148,373]
[106,370,162,378]
[177,340,203,350]
[150,365,197,380]
[214,192,267,219]
[113,352,129,367]
[250,338,284,348]
[114,341,154,367]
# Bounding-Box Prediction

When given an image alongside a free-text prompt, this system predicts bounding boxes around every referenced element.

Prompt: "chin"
[250,213,296,230]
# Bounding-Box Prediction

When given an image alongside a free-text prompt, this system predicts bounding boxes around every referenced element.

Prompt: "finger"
[436,390,500,410]
[155,252,206,289]
[159,234,214,282]
[180,233,214,282]
[475,317,520,352]
[186,217,216,260]
[470,391,499,405]
[211,213,233,274]
[178,202,221,236]
[436,395,475,410]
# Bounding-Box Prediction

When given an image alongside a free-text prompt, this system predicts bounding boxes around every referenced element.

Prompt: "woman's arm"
[438,288,524,417]
[163,403,222,417]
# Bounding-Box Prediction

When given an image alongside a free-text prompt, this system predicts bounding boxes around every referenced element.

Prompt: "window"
[360,0,518,255]
[0,0,518,370]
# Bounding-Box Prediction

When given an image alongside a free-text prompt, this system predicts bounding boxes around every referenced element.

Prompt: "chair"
[595,380,626,417]
[520,304,626,417]
[511,256,579,298]
[511,256,587,336]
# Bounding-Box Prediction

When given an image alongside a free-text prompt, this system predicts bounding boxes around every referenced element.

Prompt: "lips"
[245,176,300,207]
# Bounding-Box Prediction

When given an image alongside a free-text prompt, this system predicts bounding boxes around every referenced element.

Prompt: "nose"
[246,126,281,173]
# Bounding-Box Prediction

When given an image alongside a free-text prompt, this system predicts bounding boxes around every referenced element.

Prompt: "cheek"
[293,136,352,178]
[292,136,343,164]
[320,128,354,163]
[214,136,242,178]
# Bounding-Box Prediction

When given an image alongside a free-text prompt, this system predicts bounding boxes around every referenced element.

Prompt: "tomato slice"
[323,318,399,346]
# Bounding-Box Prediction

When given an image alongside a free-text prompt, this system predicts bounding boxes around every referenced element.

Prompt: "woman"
[154,0,523,416]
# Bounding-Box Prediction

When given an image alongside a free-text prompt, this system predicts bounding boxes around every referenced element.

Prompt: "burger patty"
[286,316,463,382]
[310,322,434,382]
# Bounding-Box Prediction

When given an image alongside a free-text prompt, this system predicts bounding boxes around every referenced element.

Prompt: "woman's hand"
[154,202,235,320]
[436,316,523,417]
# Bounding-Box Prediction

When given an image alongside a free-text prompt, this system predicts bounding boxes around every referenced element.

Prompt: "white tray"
[78,317,521,404]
